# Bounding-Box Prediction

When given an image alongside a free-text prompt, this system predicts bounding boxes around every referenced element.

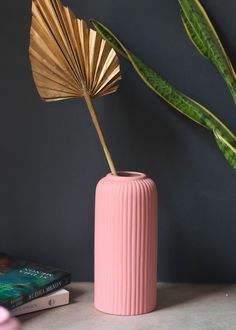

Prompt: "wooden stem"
[83,92,117,176]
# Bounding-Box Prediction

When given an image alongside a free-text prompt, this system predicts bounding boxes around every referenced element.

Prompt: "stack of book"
[0,253,71,316]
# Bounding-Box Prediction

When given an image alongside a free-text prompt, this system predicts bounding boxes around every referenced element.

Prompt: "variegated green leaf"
[214,130,236,170]
[179,0,236,105]
[91,19,236,170]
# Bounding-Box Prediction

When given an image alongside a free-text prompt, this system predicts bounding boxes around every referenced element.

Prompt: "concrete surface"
[19,282,236,330]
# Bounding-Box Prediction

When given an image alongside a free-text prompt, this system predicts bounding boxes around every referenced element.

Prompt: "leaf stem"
[83,91,117,176]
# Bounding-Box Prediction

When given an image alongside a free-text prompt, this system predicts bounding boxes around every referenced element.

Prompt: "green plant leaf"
[91,19,236,170]
[214,130,236,170]
[179,0,236,105]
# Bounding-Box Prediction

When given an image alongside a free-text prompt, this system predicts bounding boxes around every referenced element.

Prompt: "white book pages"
[12,289,69,316]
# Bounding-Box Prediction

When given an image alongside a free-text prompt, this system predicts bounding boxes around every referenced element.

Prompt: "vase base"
[94,303,157,316]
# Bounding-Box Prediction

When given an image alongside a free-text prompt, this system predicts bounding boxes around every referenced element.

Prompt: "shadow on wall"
[157,208,236,283]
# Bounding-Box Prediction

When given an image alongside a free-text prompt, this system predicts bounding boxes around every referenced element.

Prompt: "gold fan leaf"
[29,0,121,102]
[29,0,121,175]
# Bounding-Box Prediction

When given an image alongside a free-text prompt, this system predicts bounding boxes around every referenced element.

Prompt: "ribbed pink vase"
[94,171,157,315]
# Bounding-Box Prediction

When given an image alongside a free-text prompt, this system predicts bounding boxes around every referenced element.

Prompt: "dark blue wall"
[1,0,236,282]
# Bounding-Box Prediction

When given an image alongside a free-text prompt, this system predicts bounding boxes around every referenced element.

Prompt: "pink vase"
[94,171,158,315]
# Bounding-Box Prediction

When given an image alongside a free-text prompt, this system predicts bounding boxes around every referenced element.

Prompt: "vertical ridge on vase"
[95,172,157,315]
[134,181,139,315]
[147,182,151,310]
[131,182,136,315]
[139,179,144,314]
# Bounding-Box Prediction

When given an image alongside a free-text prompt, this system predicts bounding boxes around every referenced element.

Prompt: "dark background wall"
[1,0,236,282]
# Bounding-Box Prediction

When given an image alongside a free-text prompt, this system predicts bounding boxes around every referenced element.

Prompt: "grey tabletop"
[19,282,236,330]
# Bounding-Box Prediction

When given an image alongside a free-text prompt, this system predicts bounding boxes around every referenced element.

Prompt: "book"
[0,253,71,310]
[12,289,69,316]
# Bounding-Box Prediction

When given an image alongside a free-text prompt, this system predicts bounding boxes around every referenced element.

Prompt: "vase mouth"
[106,171,147,181]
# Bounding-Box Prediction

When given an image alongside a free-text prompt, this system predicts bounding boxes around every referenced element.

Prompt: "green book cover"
[0,253,71,310]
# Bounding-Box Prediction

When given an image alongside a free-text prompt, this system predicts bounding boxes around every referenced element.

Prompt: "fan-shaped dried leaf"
[29,0,121,101]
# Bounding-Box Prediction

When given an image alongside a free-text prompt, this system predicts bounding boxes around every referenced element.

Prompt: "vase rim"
[106,171,147,181]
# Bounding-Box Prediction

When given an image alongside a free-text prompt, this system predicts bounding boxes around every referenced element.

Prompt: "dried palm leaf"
[29,0,121,175]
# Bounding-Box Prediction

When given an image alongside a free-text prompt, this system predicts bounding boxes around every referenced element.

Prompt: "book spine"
[5,275,70,310]
[12,290,69,316]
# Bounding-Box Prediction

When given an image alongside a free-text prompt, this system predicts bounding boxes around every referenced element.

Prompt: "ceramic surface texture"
[94,171,158,315]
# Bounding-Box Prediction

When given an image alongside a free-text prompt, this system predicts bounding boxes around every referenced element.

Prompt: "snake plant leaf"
[179,0,236,105]
[214,130,236,170]
[91,19,236,170]
[29,0,121,102]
